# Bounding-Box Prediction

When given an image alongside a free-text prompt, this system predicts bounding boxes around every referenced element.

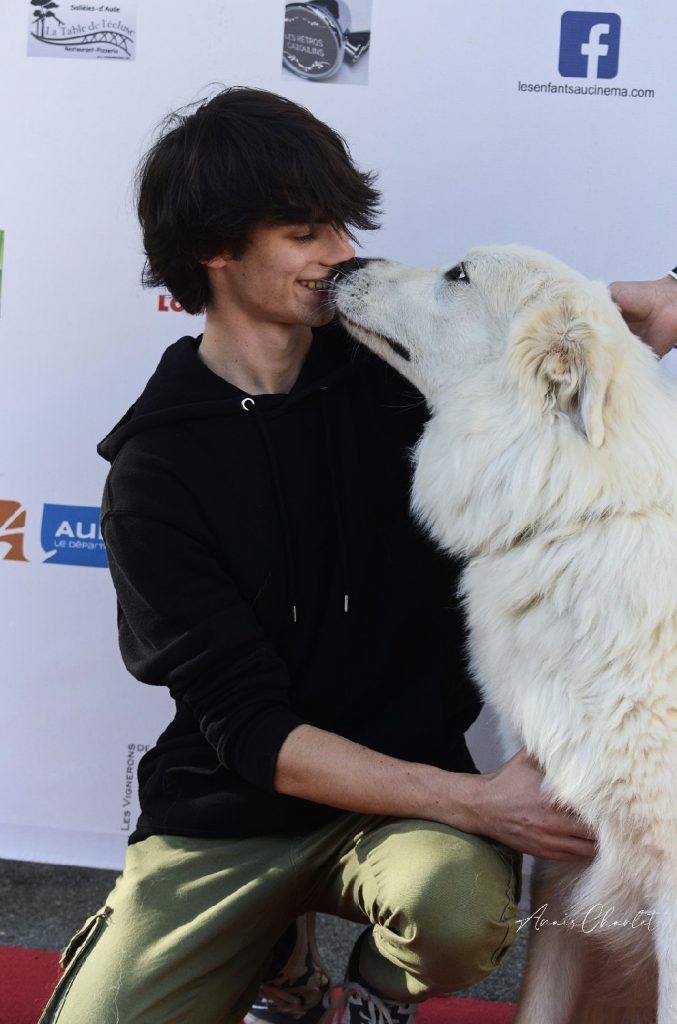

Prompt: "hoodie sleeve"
[101,450,305,793]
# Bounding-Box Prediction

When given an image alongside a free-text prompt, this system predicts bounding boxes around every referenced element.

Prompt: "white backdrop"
[1,0,675,869]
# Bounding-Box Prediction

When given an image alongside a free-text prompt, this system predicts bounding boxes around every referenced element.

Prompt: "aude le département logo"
[41,504,108,567]
[0,501,108,568]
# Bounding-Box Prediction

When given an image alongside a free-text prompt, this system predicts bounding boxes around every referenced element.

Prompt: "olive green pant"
[39,813,521,1024]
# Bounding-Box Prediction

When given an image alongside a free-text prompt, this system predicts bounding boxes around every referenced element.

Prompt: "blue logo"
[559,12,621,79]
[41,504,108,568]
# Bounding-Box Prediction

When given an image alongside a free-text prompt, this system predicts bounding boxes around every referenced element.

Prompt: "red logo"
[158,294,184,313]
[0,500,29,562]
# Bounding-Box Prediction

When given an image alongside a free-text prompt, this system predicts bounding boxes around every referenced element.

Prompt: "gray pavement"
[0,858,526,1003]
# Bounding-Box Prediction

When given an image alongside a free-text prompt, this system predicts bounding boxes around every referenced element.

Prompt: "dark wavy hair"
[135,87,381,314]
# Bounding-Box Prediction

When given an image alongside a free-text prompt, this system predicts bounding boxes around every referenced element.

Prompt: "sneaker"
[245,914,333,1024]
[325,981,418,1024]
[323,929,418,1024]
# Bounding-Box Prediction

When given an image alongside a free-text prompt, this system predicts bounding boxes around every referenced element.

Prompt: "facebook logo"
[559,12,621,79]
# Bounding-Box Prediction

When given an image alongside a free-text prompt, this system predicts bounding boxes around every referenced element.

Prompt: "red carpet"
[0,946,515,1024]
[420,998,515,1023]
[0,946,62,1024]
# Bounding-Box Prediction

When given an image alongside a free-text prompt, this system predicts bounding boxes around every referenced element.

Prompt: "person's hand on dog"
[610,274,677,357]
[468,748,597,862]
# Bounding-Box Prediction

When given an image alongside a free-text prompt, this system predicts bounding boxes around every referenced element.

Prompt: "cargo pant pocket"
[38,905,112,1023]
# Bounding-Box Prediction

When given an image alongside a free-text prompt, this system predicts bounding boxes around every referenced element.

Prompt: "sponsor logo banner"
[41,504,108,567]
[559,11,621,79]
[120,743,149,833]
[0,501,29,562]
[158,293,185,313]
[517,11,654,101]
[27,0,136,61]
[282,0,371,85]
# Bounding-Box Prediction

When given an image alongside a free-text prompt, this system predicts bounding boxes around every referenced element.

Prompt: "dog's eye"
[445,263,469,283]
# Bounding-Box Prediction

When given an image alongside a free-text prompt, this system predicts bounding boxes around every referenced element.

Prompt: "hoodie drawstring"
[243,397,299,624]
[241,392,350,624]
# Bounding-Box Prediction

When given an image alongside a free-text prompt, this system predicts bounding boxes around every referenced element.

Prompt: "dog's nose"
[333,257,382,278]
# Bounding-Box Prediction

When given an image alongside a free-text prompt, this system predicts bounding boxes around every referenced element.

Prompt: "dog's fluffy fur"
[336,246,677,1024]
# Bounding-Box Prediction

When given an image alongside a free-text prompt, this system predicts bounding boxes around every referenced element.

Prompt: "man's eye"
[295,230,316,242]
[445,262,469,283]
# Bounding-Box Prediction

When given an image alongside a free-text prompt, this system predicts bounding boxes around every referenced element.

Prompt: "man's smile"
[298,279,334,291]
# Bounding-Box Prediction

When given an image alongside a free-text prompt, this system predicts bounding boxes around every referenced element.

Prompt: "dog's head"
[335,245,628,448]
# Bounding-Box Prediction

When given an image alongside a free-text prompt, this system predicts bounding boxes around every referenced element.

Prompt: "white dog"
[335,246,677,1024]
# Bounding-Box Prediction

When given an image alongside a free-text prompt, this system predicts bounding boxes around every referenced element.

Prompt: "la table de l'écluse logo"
[27,0,136,60]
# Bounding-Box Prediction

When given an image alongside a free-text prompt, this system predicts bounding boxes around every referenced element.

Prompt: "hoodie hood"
[98,322,355,463]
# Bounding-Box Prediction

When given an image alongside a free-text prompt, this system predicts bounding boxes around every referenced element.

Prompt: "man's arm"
[275,724,596,862]
[610,271,677,357]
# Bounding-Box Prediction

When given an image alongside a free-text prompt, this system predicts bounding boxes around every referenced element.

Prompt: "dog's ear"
[509,296,613,447]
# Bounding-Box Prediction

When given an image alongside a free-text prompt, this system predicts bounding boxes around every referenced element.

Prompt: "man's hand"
[609,275,677,357]
[462,748,597,862]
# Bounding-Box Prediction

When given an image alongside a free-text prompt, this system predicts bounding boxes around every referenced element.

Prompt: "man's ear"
[199,254,230,269]
[508,296,614,448]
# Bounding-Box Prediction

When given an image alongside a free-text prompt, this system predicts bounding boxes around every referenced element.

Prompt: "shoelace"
[322,982,417,1024]
[257,976,329,1017]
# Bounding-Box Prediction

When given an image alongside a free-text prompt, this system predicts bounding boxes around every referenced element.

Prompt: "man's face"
[207,222,355,329]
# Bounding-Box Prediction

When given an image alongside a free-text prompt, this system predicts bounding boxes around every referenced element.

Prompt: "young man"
[40,88,598,1024]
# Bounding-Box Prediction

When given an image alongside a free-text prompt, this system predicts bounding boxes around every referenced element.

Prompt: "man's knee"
[404,899,518,991]
[374,830,520,991]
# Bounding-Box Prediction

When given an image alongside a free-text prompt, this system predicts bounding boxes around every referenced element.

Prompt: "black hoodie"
[98,322,481,843]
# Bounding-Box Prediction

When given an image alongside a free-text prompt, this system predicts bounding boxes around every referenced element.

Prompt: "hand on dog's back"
[464,749,597,862]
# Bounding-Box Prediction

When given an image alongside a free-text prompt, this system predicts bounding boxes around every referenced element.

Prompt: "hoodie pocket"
[38,905,112,1023]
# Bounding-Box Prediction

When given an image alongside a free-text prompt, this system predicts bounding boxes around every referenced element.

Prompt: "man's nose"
[324,227,355,266]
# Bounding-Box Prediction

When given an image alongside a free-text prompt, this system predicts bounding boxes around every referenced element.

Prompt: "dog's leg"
[655,876,677,1024]
[573,1005,656,1024]
[513,928,586,1024]
[512,861,587,1024]
[514,921,655,1024]
[568,940,657,1024]
[515,860,659,1024]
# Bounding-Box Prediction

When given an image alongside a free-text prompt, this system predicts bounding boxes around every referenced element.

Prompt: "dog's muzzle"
[334,259,411,363]
[332,256,380,279]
